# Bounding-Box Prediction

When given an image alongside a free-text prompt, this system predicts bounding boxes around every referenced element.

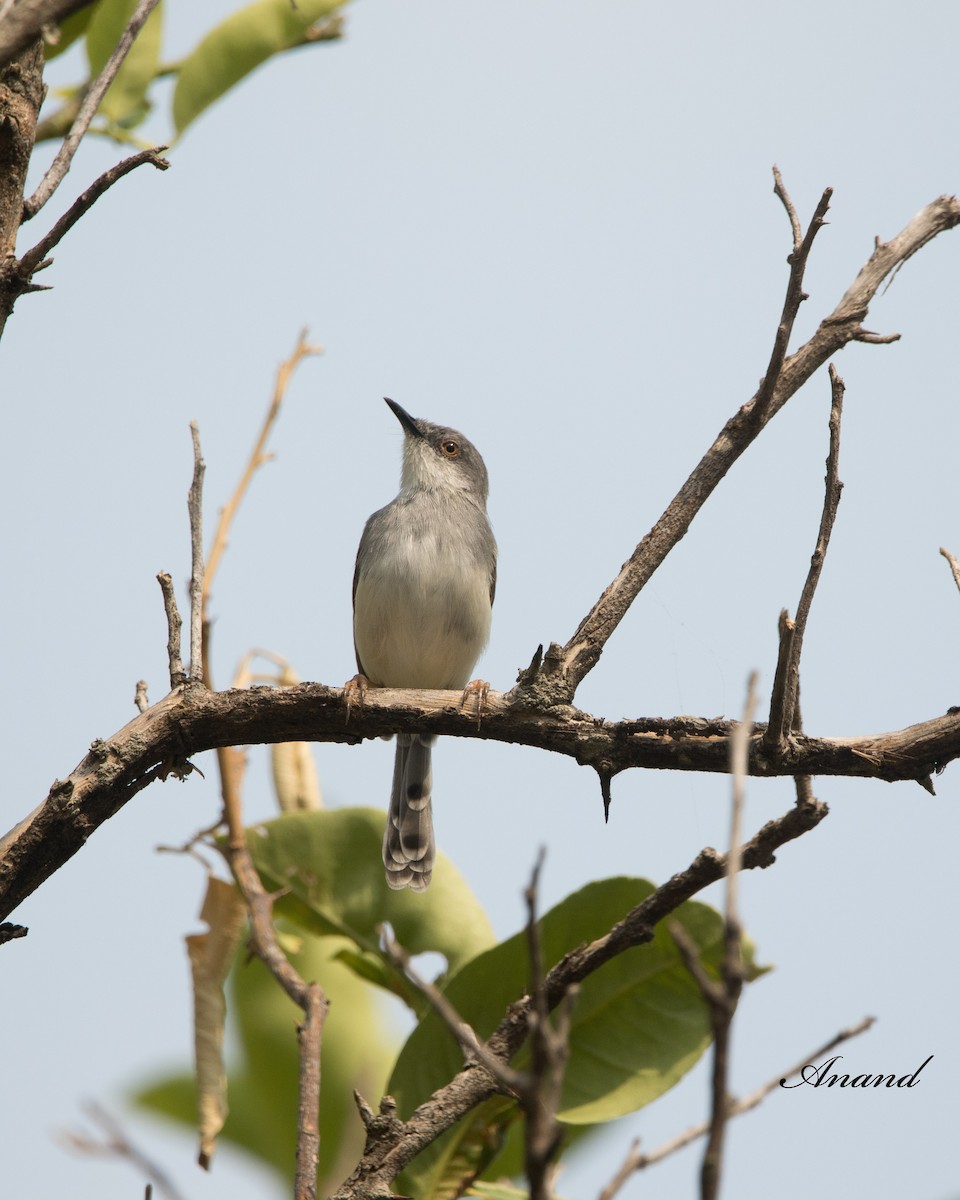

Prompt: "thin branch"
[772,165,802,246]
[522,849,574,1200]
[755,175,833,419]
[513,187,960,708]
[0,921,28,944]
[697,672,757,1200]
[187,422,205,684]
[23,0,163,217]
[940,546,960,595]
[202,329,322,614]
[596,1015,876,1198]
[218,731,329,1196]
[156,572,186,689]
[296,984,324,1200]
[380,926,524,1092]
[59,1100,187,1200]
[764,610,795,753]
[781,365,845,736]
[17,147,169,276]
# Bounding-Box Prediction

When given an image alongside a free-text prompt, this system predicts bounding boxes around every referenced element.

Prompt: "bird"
[352,397,497,891]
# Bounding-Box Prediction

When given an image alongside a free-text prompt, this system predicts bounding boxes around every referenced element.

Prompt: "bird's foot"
[344,673,369,724]
[460,678,490,730]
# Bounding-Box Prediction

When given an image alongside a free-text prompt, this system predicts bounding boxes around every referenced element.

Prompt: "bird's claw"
[460,679,490,730]
[344,673,369,724]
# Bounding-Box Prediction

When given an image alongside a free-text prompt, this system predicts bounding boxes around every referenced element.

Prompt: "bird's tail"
[383,733,435,891]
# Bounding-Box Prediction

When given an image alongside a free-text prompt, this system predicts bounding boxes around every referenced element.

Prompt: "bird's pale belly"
[354,567,491,690]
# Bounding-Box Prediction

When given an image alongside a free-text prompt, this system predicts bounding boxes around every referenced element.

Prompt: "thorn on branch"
[598,766,614,822]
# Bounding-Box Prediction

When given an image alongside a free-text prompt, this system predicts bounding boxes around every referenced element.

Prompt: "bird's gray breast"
[353,491,495,689]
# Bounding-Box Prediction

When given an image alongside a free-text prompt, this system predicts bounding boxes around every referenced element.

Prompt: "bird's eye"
[441,440,461,458]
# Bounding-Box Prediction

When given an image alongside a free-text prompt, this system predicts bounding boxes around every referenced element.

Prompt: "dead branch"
[156,572,186,689]
[765,365,845,751]
[513,186,960,708]
[8,677,960,922]
[201,329,322,615]
[188,422,205,683]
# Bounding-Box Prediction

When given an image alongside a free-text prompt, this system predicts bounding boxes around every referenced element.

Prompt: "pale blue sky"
[4,1,960,1197]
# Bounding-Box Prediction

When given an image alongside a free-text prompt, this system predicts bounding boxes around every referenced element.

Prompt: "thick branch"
[519,189,960,706]
[4,680,956,921]
[0,0,95,67]
[0,38,43,334]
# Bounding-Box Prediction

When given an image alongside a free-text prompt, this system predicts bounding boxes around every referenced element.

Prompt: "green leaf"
[85,0,164,127]
[246,807,496,985]
[172,0,345,136]
[391,878,760,1196]
[468,1184,547,1200]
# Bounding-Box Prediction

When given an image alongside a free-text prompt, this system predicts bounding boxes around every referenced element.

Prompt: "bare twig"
[779,365,845,740]
[16,147,169,277]
[156,572,186,689]
[0,921,28,944]
[380,926,524,1091]
[513,187,960,708]
[697,672,757,1200]
[23,0,163,217]
[59,1100,187,1200]
[216,703,330,1195]
[764,609,795,753]
[187,422,205,683]
[296,983,325,1200]
[596,1015,876,1198]
[522,849,575,1200]
[202,329,322,614]
[940,547,960,595]
[755,173,832,420]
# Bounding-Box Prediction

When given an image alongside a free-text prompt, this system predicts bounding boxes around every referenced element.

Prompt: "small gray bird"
[353,398,497,891]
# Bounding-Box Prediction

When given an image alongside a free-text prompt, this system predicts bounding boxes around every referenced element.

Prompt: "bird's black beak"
[384,397,424,439]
